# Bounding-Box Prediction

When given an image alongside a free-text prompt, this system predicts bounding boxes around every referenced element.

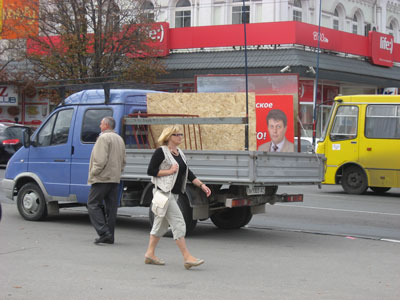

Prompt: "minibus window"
[365,105,400,139]
[330,105,358,141]
[319,104,335,142]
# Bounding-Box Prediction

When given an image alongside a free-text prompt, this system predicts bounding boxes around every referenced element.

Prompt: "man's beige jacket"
[88,130,126,185]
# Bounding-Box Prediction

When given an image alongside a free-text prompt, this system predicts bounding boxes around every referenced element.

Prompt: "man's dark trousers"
[87,183,119,238]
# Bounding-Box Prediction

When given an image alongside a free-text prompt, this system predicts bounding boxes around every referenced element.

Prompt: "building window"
[352,15,358,34]
[333,8,339,30]
[388,20,399,42]
[143,1,155,21]
[293,0,302,22]
[232,0,249,24]
[175,0,191,28]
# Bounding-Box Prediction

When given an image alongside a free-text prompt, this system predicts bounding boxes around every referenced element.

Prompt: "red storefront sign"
[26,21,400,67]
[369,31,394,67]
[27,22,169,57]
[169,22,399,67]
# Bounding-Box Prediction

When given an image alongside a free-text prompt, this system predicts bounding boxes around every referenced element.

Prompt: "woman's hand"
[201,184,211,197]
[169,164,178,175]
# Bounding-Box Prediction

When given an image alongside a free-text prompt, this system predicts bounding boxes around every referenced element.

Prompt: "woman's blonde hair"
[158,125,181,146]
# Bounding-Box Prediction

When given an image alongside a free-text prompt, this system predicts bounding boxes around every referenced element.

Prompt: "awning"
[162,48,400,87]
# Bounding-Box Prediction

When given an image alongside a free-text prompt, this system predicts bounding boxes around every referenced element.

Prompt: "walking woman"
[144,125,211,269]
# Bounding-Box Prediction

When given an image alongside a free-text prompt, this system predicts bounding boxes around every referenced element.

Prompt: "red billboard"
[256,95,294,152]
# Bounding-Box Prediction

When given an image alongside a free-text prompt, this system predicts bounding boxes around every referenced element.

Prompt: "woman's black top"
[147,147,196,194]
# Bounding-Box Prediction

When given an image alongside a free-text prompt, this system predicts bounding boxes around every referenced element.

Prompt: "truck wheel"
[17,183,48,221]
[210,207,249,229]
[341,166,368,195]
[370,187,391,194]
[148,194,197,235]
[177,194,197,234]
[240,207,253,227]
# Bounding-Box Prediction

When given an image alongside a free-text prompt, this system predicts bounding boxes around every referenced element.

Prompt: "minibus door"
[326,105,359,169]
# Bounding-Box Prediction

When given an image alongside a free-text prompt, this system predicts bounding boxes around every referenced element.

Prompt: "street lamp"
[242,0,249,151]
[312,0,322,152]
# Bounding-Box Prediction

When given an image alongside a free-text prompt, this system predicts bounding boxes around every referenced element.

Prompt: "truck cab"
[3,89,150,220]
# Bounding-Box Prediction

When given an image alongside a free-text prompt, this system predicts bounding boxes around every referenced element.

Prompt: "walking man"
[87,116,126,244]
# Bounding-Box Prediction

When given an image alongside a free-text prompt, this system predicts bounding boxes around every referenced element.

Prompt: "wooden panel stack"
[146,93,256,151]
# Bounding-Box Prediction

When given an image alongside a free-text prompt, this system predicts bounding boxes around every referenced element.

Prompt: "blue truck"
[2,89,325,233]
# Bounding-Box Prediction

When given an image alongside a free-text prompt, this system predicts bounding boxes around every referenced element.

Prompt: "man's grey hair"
[103,117,116,129]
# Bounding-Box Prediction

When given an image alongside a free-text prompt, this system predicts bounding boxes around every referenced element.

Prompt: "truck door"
[28,108,75,198]
[325,105,359,177]
[70,107,113,203]
[358,104,400,187]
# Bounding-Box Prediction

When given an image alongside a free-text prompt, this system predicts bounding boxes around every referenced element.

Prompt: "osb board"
[147,93,256,151]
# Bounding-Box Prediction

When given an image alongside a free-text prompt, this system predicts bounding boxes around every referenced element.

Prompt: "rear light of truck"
[283,194,303,202]
[2,139,20,145]
[226,199,250,208]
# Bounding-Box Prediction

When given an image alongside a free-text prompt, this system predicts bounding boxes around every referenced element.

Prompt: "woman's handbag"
[151,189,170,217]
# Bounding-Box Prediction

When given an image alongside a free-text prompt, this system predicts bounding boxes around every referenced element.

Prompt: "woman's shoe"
[144,256,165,265]
[184,259,204,270]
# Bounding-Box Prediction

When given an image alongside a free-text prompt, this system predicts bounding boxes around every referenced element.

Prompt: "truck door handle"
[350,141,357,144]
[54,159,66,162]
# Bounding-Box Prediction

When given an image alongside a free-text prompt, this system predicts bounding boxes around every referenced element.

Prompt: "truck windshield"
[329,105,358,141]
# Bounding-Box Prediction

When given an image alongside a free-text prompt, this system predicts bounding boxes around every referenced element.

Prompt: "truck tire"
[341,166,368,195]
[210,207,249,229]
[240,207,253,227]
[370,187,391,194]
[17,183,48,221]
[148,193,197,235]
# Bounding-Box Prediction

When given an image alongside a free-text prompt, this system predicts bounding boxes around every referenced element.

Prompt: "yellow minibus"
[316,95,400,194]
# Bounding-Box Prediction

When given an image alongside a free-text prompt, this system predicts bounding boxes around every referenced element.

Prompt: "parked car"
[0,123,33,164]
[294,137,315,153]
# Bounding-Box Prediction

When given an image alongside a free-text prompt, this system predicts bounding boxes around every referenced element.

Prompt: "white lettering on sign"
[257,132,267,140]
[256,102,273,108]
[380,36,393,54]
[313,32,329,43]
[149,24,164,43]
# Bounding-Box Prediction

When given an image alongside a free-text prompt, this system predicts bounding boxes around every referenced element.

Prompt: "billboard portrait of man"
[258,109,294,152]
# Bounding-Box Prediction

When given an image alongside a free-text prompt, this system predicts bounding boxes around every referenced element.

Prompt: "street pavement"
[1,165,400,300]
[1,201,400,300]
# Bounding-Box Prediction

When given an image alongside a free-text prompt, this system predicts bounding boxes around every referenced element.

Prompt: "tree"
[9,0,166,84]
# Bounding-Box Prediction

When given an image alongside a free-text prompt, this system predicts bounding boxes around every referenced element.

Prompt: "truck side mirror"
[22,129,31,148]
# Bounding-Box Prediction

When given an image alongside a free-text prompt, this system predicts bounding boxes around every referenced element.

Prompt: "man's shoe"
[94,233,114,244]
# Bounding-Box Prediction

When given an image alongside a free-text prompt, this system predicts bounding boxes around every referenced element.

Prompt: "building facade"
[140,0,400,137]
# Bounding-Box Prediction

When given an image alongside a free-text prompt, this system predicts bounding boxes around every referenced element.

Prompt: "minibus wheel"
[341,166,368,195]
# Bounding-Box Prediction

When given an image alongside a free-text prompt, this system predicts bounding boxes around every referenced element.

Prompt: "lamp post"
[312,0,322,151]
[242,0,249,151]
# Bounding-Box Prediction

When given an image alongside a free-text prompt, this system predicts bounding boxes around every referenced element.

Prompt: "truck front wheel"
[17,183,48,221]
[341,166,368,195]
[210,207,251,229]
